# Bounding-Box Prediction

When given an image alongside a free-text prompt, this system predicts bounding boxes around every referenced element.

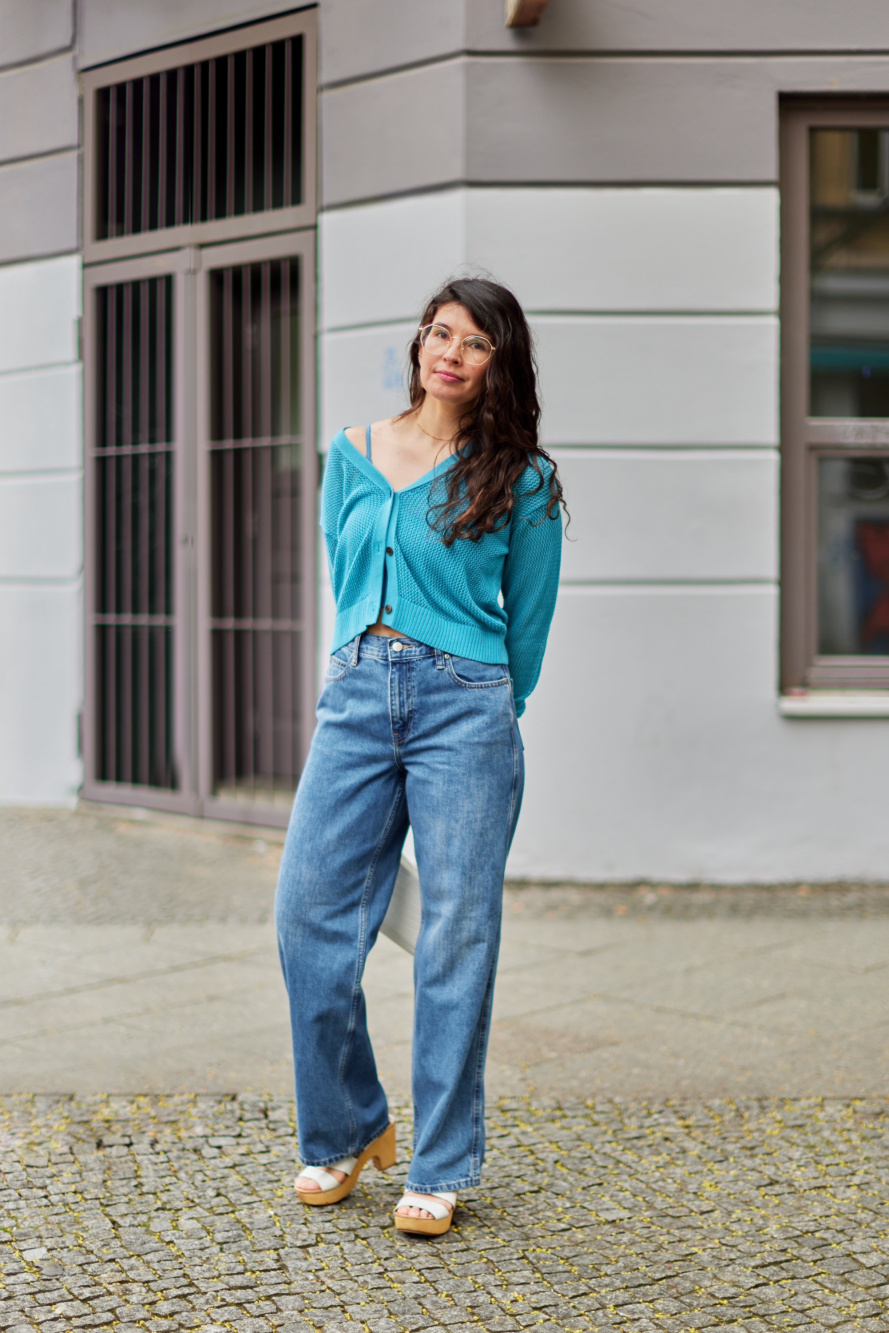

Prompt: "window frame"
[81,11,318,827]
[780,98,889,692]
[80,9,317,265]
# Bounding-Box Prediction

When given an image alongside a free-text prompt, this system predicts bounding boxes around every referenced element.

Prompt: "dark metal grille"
[209,258,302,806]
[94,277,176,788]
[95,35,302,239]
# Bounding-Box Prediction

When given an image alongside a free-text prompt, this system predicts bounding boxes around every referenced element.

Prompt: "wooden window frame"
[780,98,889,692]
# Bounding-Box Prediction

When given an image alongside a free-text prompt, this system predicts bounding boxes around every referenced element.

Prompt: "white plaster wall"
[0,255,82,803]
[319,186,889,881]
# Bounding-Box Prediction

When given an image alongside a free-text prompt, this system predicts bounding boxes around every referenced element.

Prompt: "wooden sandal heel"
[295,1119,396,1206]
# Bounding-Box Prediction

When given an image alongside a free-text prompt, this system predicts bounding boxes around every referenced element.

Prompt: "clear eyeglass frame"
[418,323,496,366]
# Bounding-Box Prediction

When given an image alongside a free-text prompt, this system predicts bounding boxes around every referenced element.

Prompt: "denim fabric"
[275,632,524,1192]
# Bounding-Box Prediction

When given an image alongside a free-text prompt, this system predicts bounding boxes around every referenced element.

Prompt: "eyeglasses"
[418,323,496,366]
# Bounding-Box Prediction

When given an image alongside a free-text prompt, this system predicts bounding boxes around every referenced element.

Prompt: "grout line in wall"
[0,576,83,587]
[0,46,76,77]
[0,145,79,173]
[321,180,781,213]
[547,445,780,456]
[0,248,81,273]
[322,311,778,335]
[0,361,81,379]
[323,48,889,94]
[0,469,83,481]
[558,580,778,594]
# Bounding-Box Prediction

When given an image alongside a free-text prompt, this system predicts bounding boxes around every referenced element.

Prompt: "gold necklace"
[416,418,456,445]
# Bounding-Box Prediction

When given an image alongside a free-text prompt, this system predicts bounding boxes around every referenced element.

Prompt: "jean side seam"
[468,953,498,1178]
[336,783,405,1153]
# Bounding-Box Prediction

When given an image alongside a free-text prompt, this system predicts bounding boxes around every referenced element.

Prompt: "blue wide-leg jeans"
[275,632,524,1193]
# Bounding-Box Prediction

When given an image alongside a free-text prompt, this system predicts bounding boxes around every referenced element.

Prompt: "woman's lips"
[435,370,462,383]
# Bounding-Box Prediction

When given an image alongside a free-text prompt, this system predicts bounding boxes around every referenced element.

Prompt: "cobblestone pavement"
[2,1093,889,1333]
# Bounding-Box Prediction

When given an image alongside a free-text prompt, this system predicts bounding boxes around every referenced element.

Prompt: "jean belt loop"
[434,647,445,671]
[350,634,362,667]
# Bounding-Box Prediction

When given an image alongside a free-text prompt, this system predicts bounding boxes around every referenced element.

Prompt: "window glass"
[810,129,889,417]
[818,457,889,654]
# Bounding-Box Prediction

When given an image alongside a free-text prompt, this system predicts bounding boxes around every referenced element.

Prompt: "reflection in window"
[810,130,889,417]
[818,457,889,654]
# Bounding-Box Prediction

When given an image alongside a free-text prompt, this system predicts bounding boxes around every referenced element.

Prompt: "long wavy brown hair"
[401,277,565,546]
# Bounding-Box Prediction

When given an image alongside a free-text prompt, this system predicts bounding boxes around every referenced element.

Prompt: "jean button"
[392,641,403,652]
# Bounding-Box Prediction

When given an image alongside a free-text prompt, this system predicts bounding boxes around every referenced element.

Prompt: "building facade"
[2,0,888,880]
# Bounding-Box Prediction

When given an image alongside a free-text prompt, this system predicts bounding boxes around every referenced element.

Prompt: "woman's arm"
[501,489,562,717]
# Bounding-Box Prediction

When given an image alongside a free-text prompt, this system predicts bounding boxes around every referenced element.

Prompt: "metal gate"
[81,13,316,827]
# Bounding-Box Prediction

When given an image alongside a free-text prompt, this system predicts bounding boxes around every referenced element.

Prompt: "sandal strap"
[299,1158,356,1192]
[396,1190,456,1221]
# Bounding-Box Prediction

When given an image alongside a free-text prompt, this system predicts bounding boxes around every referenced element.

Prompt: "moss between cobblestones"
[1,1095,888,1332]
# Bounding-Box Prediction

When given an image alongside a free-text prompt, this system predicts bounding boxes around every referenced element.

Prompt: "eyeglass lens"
[420,324,493,365]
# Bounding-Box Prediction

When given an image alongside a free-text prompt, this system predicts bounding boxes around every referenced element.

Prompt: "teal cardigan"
[320,430,562,715]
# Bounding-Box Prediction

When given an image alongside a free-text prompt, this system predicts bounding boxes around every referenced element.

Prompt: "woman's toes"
[296,1168,347,1193]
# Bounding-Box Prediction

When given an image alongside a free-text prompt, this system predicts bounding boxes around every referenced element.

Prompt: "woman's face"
[417,302,492,411]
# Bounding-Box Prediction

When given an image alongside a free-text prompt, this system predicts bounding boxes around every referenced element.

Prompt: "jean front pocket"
[444,653,510,689]
[324,647,353,682]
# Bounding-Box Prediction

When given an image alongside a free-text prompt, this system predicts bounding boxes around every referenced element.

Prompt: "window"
[82,12,317,826]
[780,102,889,691]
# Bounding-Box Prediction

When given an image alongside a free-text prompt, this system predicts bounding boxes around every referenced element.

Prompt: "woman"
[275,276,564,1235]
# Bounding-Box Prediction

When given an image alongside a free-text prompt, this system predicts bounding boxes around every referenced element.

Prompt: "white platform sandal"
[393,1189,457,1236]
[295,1120,396,1206]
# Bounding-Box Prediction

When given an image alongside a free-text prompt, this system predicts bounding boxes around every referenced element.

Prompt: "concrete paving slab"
[2,805,889,1109]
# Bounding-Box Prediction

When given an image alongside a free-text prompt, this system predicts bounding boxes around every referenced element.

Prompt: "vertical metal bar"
[226,53,236,219]
[193,61,202,223]
[104,287,118,781]
[141,76,150,233]
[280,257,296,782]
[244,46,254,215]
[264,44,272,211]
[222,267,237,788]
[157,71,168,229]
[283,38,293,207]
[207,58,216,221]
[121,282,135,783]
[138,280,151,783]
[139,279,151,447]
[178,252,198,803]
[107,86,118,238]
[297,238,317,774]
[174,65,185,227]
[242,265,255,791]
[123,80,134,235]
[258,264,274,787]
[155,277,168,785]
